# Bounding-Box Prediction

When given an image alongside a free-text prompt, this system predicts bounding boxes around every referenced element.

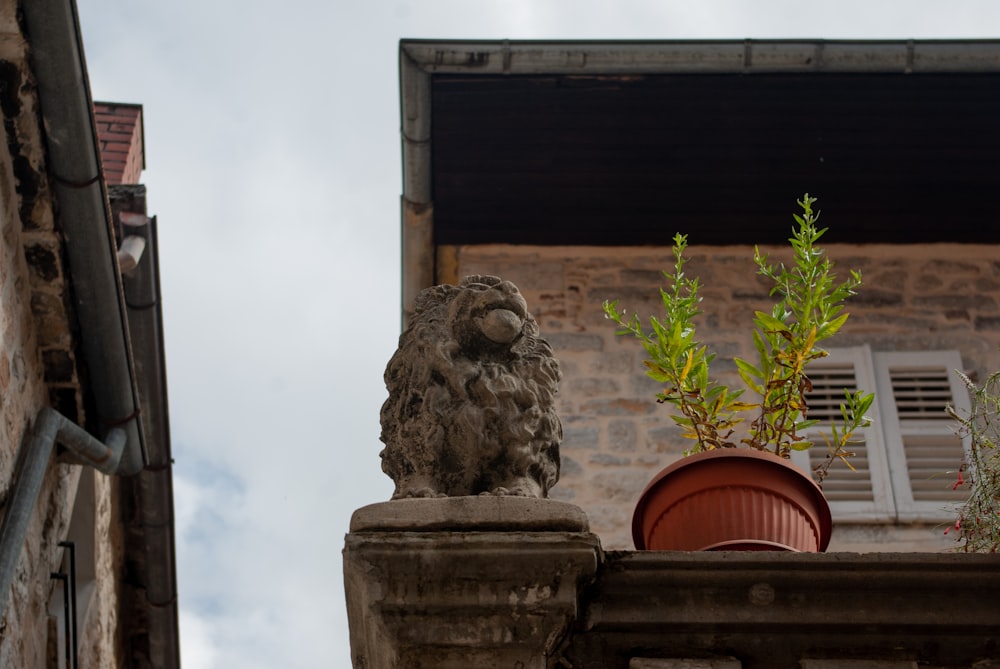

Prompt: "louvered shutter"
[792,346,896,521]
[873,351,972,522]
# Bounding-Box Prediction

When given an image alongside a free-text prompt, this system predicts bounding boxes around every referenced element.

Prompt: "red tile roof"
[94,102,144,185]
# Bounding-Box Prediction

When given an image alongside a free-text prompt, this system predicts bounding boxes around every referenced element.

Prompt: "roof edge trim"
[400,38,1000,75]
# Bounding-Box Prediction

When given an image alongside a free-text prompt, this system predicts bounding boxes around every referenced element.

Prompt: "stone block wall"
[0,16,125,668]
[445,242,1000,550]
[0,66,69,664]
[0,26,57,494]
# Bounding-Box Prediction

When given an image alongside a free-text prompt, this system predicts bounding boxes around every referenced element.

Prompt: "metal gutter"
[400,38,1000,75]
[22,0,146,474]
[115,189,181,668]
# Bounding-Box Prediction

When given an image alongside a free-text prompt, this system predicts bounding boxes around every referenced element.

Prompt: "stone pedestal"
[343,497,601,669]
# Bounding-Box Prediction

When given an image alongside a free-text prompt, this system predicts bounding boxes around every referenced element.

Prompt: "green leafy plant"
[603,194,874,482]
[949,371,1000,552]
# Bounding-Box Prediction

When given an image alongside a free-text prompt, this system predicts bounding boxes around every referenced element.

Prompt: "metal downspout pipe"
[0,409,126,617]
[399,45,434,326]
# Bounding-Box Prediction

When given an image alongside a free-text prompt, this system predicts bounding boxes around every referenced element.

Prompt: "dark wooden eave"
[401,40,1000,248]
[432,71,1000,246]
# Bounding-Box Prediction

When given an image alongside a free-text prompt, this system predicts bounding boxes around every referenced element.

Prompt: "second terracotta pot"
[632,448,832,552]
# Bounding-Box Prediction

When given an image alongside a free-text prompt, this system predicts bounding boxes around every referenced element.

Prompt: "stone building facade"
[344,39,1000,669]
[446,242,1000,551]
[0,3,177,667]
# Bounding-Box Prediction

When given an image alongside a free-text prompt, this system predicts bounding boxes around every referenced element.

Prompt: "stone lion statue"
[379,275,562,498]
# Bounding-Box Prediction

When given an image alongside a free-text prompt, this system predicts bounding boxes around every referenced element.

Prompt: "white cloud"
[175,609,220,669]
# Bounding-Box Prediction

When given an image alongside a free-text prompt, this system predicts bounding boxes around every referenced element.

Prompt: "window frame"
[791,345,895,522]
[790,347,970,523]
[873,350,972,523]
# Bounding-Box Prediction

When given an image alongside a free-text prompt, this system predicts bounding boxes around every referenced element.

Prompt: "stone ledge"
[349,496,590,533]
[345,509,1000,669]
[562,551,1000,669]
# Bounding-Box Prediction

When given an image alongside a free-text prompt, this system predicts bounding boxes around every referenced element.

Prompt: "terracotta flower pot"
[631,449,832,551]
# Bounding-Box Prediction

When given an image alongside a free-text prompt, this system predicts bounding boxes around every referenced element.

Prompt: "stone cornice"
[344,500,1000,669]
[566,551,1000,669]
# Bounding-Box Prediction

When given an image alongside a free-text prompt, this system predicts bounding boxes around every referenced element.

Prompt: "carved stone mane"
[379,276,562,498]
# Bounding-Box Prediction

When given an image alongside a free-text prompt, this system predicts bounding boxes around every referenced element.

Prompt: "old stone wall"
[0,20,61,666]
[0,6,52,499]
[446,242,1000,550]
[0,118,59,669]
[0,11,124,668]
[78,471,125,669]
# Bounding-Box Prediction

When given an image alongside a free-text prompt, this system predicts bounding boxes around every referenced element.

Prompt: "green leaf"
[734,357,765,394]
[855,390,875,416]
[755,310,790,333]
[817,312,849,340]
[668,319,683,352]
[642,360,671,383]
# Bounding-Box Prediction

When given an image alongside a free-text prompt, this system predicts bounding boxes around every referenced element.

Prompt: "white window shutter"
[872,350,972,522]
[793,346,897,522]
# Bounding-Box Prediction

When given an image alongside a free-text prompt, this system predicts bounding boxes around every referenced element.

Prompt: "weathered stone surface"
[589,453,631,465]
[379,275,562,499]
[799,662,917,669]
[558,455,583,477]
[631,660,742,669]
[580,398,656,416]
[349,497,589,533]
[975,315,1000,330]
[562,424,600,450]
[22,241,60,283]
[916,294,998,311]
[608,419,637,452]
[343,525,601,669]
[344,520,1000,669]
[546,332,604,351]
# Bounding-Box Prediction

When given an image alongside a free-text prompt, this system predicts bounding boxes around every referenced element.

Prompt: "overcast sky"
[72,1,1000,666]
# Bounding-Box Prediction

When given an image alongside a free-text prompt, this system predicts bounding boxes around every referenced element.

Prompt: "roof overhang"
[399,39,1000,318]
